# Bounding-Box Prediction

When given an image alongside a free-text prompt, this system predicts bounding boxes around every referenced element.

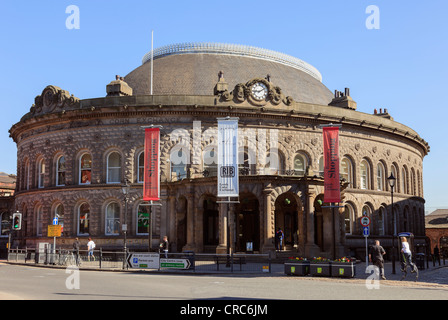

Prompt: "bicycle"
[61,250,81,267]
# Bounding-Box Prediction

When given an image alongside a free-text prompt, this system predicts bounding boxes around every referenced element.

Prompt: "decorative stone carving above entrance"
[31,85,80,116]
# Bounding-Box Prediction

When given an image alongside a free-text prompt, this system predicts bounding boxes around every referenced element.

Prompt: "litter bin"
[415,253,425,270]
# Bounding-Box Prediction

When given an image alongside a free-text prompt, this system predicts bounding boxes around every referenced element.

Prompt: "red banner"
[144,128,160,201]
[323,127,341,203]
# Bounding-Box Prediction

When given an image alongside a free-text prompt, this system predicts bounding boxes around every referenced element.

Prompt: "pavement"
[1,259,448,300]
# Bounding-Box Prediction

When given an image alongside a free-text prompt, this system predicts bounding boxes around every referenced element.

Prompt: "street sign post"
[360,216,371,227]
[127,253,160,269]
[361,217,370,269]
[160,258,191,270]
[363,226,370,237]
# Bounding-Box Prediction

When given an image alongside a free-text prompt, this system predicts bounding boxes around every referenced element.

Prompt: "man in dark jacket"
[369,240,386,280]
[73,237,80,266]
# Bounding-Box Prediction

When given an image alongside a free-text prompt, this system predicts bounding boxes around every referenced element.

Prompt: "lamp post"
[121,179,131,254]
[387,173,396,274]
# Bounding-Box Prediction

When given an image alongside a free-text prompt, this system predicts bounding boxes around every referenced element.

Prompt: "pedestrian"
[400,237,416,273]
[87,237,96,261]
[73,237,80,265]
[369,240,386,280]
[275,228,284,252]
[434,245,440,265]
[160,236,168,258]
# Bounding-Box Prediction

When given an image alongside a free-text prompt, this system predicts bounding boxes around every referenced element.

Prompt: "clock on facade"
[251,82,268,100]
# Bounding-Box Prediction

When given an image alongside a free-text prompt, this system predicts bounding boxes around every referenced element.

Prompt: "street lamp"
[121,179,131,254]
[387,173,396,274]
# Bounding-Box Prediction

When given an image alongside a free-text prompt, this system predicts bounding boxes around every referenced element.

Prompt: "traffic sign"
[363,226,370,237]
[52,217,59,225]
[160,258,191,270]
[360,216,371,227]
[127,253,159,269]
[47,225,62,237]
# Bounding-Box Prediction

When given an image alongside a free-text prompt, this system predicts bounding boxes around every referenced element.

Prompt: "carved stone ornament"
[31,85,80,116]
[215,77,294,107]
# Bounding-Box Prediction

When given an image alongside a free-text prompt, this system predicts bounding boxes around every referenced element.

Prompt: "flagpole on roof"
[151,30,154,95]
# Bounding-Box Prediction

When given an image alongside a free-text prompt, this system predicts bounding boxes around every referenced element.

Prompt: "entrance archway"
[235,193,260,252]
[176,196,187,252]
[314,194,324,251]
[203,195,219,250]
[274,193,299,250]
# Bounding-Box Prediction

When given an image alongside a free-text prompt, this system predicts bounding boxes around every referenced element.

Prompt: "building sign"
[144,128,160,201]
[217,118,239,197]
[323,127,341,203]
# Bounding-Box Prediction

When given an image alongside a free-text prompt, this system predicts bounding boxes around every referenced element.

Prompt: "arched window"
[78,202,90,235]
[36,205,43,236]
[56,156,66,186]
[391,164,398,192]
[203,146,217,177]
[401,167,408,194]
[360,160,370,190]
[25,159,30,190]
[137,151,144,183]
[294,153,307,176]
[410,169,416,195]
[264,149,284,175]
[377,162,385,191]
[79,153,92,185]
[107,152,121,183]
[136,203,150,235]
[105,202,120,235]
[170,147,188,180]
[344,203,355,235]
[318,156,324,177]
[340,157,353,186]
[362,205,372,217]
[377,206,386,236]
[55,204,64,236]
[38,158,45,189]
[1,212,10,237]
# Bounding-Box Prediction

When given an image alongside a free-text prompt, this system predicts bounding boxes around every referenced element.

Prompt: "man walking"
[369,240,386,280]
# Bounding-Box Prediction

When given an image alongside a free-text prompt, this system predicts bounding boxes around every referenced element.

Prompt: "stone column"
[305,187,320,257]
[216,202,227,254]
[262,187,275,252]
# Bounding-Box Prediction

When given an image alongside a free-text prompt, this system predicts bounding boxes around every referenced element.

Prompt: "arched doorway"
[314,194,324,251]
[235,193,260,252]
[274,193,299,250]
[176,196,187,252]
[203,196,219,251]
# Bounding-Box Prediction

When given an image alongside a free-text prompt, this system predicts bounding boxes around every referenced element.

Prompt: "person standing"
[275,228,284,252]
[73,237,80,266]
[160,236,169,258]
[87,237,96,261]
[401,237,416,273]
[369,240,386,280]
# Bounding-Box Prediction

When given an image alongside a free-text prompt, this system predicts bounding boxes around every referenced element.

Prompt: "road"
[1,262,448,301]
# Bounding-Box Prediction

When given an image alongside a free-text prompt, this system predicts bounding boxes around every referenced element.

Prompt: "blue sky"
[0,0,447,212]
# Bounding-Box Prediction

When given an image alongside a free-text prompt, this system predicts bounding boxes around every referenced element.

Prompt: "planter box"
[284,261,310,276]
[310,262,332,277]
[331,262,356,278]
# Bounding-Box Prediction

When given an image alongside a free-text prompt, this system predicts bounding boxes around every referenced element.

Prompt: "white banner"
[217,118,239,198]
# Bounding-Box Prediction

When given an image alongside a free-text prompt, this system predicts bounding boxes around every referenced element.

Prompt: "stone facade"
[6,44,429,259]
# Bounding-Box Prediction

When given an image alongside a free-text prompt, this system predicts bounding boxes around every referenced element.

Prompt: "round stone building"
[8,43,429,259]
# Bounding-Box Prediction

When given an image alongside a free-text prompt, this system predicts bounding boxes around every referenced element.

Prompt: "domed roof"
[124,43,333,106]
